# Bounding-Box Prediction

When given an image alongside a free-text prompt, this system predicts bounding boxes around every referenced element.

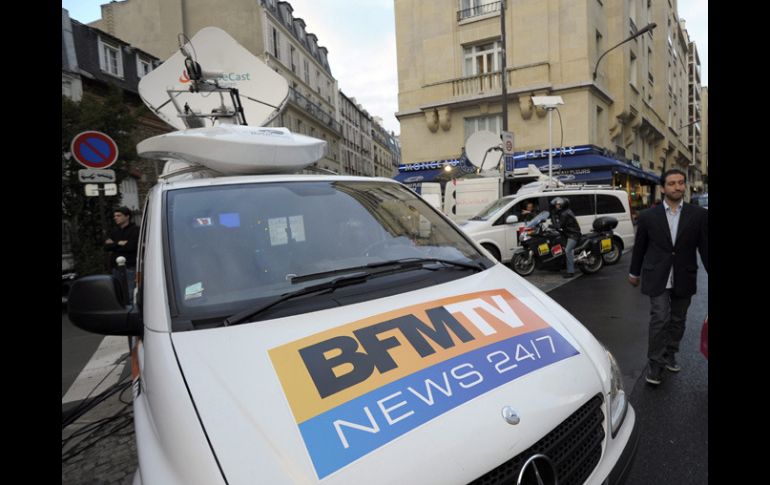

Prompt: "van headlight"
[607,350,628,438]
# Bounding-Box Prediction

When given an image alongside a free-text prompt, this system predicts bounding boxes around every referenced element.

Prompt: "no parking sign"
[70,131,119,169]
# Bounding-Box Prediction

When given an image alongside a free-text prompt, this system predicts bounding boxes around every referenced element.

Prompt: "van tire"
[481,244,501,262]
[602,238,623,265]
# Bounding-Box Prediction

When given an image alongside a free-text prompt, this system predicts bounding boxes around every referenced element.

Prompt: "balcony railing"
[287,87,342,135]
[457,1,501,22]
[452,71,503,96]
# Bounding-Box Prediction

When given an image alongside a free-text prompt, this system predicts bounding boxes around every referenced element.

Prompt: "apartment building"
[394,0,706,206]
[339,92,374,176]
[62,8,171,271]
[91,0,342,172]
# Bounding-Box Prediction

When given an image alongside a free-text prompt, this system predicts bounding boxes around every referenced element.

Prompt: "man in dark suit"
[629,169,708,385]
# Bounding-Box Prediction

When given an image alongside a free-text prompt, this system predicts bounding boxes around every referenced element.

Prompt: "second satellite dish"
[465,130,502,170]
[138,27,289,130]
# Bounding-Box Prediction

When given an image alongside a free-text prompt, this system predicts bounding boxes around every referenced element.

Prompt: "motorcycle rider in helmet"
[550,197,582,278]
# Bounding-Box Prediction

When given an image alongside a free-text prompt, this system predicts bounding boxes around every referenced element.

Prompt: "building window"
[463,41,502,76]
[272,27,280,60]
[464,114,502,139]
[630,52,637,87]
[136,57,152,78]
[98,37,123,78]
[290,46,297,73]
[304,59,310,84]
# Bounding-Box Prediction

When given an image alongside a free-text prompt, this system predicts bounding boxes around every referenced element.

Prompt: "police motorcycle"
[510,210,617,277]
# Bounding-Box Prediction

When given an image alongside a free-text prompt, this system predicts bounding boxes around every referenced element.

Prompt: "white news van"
[67,27,638,485]
[461,185,635,265]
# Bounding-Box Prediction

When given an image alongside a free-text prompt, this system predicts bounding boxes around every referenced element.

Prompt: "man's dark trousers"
[649,290,691,366]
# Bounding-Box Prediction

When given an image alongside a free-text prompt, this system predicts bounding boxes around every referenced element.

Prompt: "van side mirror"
[67,275,142,336]
[505,215,519,224]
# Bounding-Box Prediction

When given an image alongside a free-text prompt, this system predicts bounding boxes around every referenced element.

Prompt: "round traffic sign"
[70,131,119,169]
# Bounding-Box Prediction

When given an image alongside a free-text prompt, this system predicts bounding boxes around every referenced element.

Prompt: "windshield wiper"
[291,257,486,284]
[224,258,487,326]
[223,271,371,326]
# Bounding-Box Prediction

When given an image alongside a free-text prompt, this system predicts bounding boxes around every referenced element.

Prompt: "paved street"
[62,256,707,484]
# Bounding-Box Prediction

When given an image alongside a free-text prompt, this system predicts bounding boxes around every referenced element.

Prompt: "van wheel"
[602,239,623,265]
[512,252,535,276]
[579,251,604,274]
[481,244,501,263]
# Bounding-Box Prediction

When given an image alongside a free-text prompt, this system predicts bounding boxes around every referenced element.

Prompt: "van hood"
[458,219,487,232]
[171,265,607,484]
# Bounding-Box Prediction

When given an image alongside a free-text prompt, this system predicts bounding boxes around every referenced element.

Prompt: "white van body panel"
[159,264,618,484]
[460,189,635,263]
[443,177,501,223]
[418,182,442,210]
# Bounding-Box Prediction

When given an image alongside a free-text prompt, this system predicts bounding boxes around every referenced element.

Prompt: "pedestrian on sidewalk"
[628,169,708,386]
[104,206,139,304]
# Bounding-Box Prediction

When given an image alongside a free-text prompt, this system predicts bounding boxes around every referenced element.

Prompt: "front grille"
[469,394,605,485]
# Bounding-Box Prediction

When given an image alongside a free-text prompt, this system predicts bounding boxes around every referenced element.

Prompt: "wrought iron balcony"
[287,87,342,135]
[457,1,501,22]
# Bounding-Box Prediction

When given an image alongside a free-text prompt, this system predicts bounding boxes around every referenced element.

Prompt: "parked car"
[461,186,635,266]
[66,27,638,485]
[692,192,708,209]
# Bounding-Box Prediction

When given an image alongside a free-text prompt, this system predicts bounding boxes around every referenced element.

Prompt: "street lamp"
[531,95,564,187]
[593,22,657,81]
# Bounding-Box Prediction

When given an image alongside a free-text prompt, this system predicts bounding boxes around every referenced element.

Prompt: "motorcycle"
[510,211,617,277]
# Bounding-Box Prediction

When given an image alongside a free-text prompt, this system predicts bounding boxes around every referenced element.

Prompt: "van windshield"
[468,197,515,221]
[165,180,488,324]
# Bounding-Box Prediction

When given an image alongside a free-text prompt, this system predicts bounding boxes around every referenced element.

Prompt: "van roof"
[158,174,399,191]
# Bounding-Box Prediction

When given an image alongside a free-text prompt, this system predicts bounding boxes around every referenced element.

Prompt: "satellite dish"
[138,27,289,130]
[465,130,502,169]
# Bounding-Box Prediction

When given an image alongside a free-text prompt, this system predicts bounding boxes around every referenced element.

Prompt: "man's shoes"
[665,356,681,372]
[562,272,575,278]
[645,364,663,385]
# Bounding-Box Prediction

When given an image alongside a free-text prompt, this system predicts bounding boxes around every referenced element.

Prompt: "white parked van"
[66,27,638,485]
[443,176,501,223]
[461,186,635,265]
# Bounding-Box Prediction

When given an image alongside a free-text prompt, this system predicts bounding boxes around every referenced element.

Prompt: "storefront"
[393,156,478,191]
[505,145,659,208]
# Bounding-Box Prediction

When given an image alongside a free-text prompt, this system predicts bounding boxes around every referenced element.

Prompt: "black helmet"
[550,196,569,210]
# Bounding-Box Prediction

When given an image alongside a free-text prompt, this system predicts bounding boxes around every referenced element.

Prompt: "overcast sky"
[62,0,707,136]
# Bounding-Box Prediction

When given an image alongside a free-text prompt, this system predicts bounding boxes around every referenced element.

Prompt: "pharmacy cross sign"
[70,131,119,169]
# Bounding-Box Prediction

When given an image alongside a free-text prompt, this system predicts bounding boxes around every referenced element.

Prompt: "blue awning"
[512,154,660,184]
[393,168,446,184]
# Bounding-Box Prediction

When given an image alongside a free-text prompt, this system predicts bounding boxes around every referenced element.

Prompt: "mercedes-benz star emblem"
[502,406,520,425]
[516,454,558,485]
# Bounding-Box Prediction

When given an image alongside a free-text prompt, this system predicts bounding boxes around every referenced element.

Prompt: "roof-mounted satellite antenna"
[465,130,503,174]
[139,27,290,130]
[136,27,325,178]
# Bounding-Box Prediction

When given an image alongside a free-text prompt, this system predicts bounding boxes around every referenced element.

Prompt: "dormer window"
[137,57,152,78]
[98,36,124,78]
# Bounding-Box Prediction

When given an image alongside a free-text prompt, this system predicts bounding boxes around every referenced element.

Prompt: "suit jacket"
[629,202,708,297]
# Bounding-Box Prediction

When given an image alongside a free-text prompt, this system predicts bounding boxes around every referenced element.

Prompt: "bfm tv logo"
[269,289,580,479]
